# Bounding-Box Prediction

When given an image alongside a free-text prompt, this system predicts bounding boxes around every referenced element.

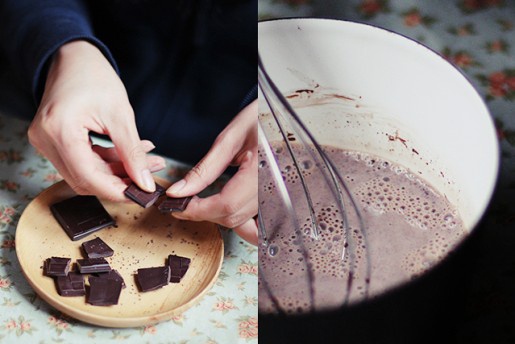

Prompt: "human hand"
[28,40,164,201]
[166,100,258,245]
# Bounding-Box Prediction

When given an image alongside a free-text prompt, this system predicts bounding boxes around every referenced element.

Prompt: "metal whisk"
[258,54,371,313]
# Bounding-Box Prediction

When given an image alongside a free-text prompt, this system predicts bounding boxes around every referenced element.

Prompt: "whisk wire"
[258,54,371,307]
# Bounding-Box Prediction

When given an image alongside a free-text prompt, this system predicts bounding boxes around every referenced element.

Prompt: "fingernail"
[141,169,155,192]
[168,179,186,195]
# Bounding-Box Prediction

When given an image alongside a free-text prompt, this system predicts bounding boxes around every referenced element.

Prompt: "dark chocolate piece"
[82,237,114,258]
[124,182,165,208]
[50,195,115,241]
[55,271,85,296]
[136,266,170,292]
[167,254,191,283]
[76,258,111,274]
[94,269,126,288]
[44,257,71,277]
[157,196,192,213]
[87,276,122,306]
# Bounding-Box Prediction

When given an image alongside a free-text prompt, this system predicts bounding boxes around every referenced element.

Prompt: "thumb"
[167,136,238,197]
[110,119,155,192]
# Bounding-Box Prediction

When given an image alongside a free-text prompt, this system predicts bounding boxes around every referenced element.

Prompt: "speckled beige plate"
[15,177,223,328]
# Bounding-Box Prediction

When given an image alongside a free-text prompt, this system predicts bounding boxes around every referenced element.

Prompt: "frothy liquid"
[258,143,466,314]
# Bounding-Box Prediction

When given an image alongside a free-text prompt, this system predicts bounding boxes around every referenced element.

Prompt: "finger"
[92,140,156,163]
[233,218,258,246]
[105,155,166,177]
[109,117,155,192]
[166,133,246,198]
[172,151,257,227]
[56,130,134,201]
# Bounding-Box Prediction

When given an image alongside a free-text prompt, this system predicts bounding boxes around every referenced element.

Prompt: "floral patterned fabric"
[0,114,257,343]
[259,0,515,341]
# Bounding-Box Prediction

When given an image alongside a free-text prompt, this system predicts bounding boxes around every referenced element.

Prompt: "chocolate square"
[76,258,111,274]
[167,254,191,283]
[82,237,114,258]
[87,277,122,306]
[136,266,170,292]
[94,269,126,288]
[157,196,192,213]
[50,195,115,241]
[44,257,71,277]
[124,182,165,208]
[55,271,85,297]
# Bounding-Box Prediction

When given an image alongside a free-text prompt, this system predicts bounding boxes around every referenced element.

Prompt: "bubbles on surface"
[258,142,466,314]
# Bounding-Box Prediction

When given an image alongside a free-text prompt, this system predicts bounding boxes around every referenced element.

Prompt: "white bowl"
[258,17,500,343]
[259,18,498,238]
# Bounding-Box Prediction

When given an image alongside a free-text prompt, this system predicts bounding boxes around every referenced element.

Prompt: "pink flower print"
[44,172,63,183]
[143,325,157,334]
[453,53,473,68]
[248,317,258,327]
[238,264,251,274]
[213,297,238,313]
[357,0,389,18]
[19,321,31,332]
[0,277,12,289]
[489,72,506,86]
[250,265,258,275]
[5,319,17,330]
[238,317,258,339]
[404,12,421,27]
[1,239,15,249]
[506,77,515,91]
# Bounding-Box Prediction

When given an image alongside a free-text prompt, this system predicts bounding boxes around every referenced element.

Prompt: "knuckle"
[221,213,245,229]
[127,144,145,162]
[189,163,208,180]
[220,198,239,217]
[68,177,90,195]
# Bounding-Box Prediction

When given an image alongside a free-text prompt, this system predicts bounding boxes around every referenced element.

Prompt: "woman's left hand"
[166,99,258,245]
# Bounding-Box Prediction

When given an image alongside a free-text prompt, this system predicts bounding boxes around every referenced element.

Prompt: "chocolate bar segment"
[44,257,71,277]
[94,269,126,288]
[50,195,115,241]
[157,196,192,213]
[167,254,191,283]
[76,258,111,274]
[87,277,122,306]
[55,271,85,296]
[136,266,170,292]
[124,182,165,208]
[82,237,114,258]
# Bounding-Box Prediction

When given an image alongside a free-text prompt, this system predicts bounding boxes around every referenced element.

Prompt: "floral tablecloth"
[0,114,258,343]
[260,0,515,342]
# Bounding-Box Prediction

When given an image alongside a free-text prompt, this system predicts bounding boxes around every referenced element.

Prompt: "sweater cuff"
[239,84,257,111]
[32,35,119,104]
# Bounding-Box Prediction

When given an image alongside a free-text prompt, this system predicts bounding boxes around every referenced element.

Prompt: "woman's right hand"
[28,40,164,201]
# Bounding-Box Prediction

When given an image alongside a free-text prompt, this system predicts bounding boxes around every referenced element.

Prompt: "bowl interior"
[259,18,498,231]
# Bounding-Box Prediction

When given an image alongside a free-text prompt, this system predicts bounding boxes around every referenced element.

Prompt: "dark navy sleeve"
[0,0,118,104]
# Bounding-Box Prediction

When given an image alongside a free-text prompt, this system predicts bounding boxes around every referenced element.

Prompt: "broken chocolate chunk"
[136,266,170,292]
[124,182,165,208]
[87,276,122,306]
[167,254,191,283]
[94,269,126,288]
[157,196,192,213]
[44,257,71,277]
[55,271,85,297]
[76,258,111,274]
[50,195,115,241]
[82,237,114,258]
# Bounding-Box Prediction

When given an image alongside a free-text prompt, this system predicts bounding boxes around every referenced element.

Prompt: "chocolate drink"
[258,142,466,314]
